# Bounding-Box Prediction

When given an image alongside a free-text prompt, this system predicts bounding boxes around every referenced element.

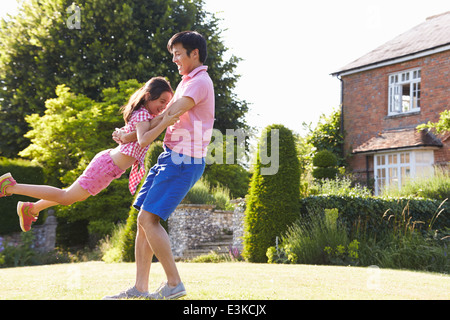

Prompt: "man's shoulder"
[188,70,213,88]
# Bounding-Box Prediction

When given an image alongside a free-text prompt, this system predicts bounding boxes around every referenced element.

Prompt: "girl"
[0,77,180,232]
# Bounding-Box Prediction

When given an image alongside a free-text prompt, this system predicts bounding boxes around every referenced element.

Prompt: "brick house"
[332,11,450,195]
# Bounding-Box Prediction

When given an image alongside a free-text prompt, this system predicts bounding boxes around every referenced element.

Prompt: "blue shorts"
[133,146,205,221]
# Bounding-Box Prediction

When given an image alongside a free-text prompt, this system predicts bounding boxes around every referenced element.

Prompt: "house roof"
[352,128,443,154]
[333,11,450,76]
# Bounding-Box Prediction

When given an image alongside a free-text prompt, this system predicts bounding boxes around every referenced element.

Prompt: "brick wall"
[342,50,450,180]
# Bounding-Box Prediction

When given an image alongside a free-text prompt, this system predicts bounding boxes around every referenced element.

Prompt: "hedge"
[0,158,45,234]
[300,195,449,236]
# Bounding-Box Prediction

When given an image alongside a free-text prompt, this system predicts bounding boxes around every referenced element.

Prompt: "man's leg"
[134,223,154,293]
[137,209,181,287]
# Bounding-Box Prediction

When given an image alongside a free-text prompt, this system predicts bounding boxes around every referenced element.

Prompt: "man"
[104,31,215,300]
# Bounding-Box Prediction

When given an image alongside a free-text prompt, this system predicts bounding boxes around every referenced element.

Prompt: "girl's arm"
[136,111,180,148]
[113,96,193,145]
[116,97,191,144]
[112,113,167,144]
[112,129,136,144]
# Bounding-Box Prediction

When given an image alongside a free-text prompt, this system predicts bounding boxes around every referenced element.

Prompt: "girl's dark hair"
[167,31,207,63]
[120,77,173,124]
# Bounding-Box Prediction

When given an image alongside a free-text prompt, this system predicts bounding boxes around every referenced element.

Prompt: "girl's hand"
[112,128,126,144]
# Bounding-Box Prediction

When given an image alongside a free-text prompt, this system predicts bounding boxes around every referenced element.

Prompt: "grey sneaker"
[148,281,186,300]
[102,286,149,300]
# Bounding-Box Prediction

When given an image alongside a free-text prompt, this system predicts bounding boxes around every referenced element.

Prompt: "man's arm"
[136,110,180,148]
[112,97,193,144]
[166,96,195,118]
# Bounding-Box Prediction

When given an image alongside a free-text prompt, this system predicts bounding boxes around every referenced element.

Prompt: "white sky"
[1,0,449,137]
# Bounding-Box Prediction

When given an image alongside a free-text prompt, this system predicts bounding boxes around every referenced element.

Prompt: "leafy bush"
[203,163,250,199]
[266,241,298,264]
[243,124,301,262]
[313,150,338,168]
[306,108,344,167]
[0,232,36,267]
[312,150,339,180]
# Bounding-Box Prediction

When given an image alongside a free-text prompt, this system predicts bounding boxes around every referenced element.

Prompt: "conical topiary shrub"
[242,124,301,262]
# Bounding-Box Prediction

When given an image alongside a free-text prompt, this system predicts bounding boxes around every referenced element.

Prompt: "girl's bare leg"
[8,181,90,209]
[30,200,59,215]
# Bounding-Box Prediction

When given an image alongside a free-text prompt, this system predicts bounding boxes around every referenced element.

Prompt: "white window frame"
[374,150,434,196]
[388,68,421,115]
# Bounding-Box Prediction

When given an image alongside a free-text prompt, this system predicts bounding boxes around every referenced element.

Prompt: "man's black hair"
[167,31,208,63]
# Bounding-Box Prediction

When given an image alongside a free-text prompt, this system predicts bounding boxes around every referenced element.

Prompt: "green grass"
[0,261,448,300]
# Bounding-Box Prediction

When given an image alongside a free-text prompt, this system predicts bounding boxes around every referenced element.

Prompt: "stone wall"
[231,199,246,251]
[168,199,246,259]
[1,209,57,253]
[2,202,246,260]
[33,210,57,252]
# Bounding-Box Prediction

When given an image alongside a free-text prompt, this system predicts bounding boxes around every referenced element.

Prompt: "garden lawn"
[0,261,448,300]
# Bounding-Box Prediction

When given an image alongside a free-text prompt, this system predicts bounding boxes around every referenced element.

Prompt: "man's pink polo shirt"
[164,65,215,158]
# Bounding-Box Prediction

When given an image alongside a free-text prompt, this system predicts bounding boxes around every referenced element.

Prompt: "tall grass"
[357,199,450,273]
[182,177,234,210]
[270,207,352,265]
[382,167,450,200]
[100,223,128,263]
[313,176,372,197]
[270,198,449,273]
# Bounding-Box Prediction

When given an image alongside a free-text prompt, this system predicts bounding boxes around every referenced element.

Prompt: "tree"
[242,124,301,262]
[0,0,248,157]
[307,107,344,166]
[417,110,450,134]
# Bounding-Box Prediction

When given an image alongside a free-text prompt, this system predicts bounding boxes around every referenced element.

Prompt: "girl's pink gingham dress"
[119,108,154,194]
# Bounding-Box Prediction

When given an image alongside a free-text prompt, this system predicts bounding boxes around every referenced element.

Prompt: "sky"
[1,0,449,137]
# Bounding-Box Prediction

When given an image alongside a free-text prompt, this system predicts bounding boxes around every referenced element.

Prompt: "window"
[388,69,421,115]
[374,150,434,195]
